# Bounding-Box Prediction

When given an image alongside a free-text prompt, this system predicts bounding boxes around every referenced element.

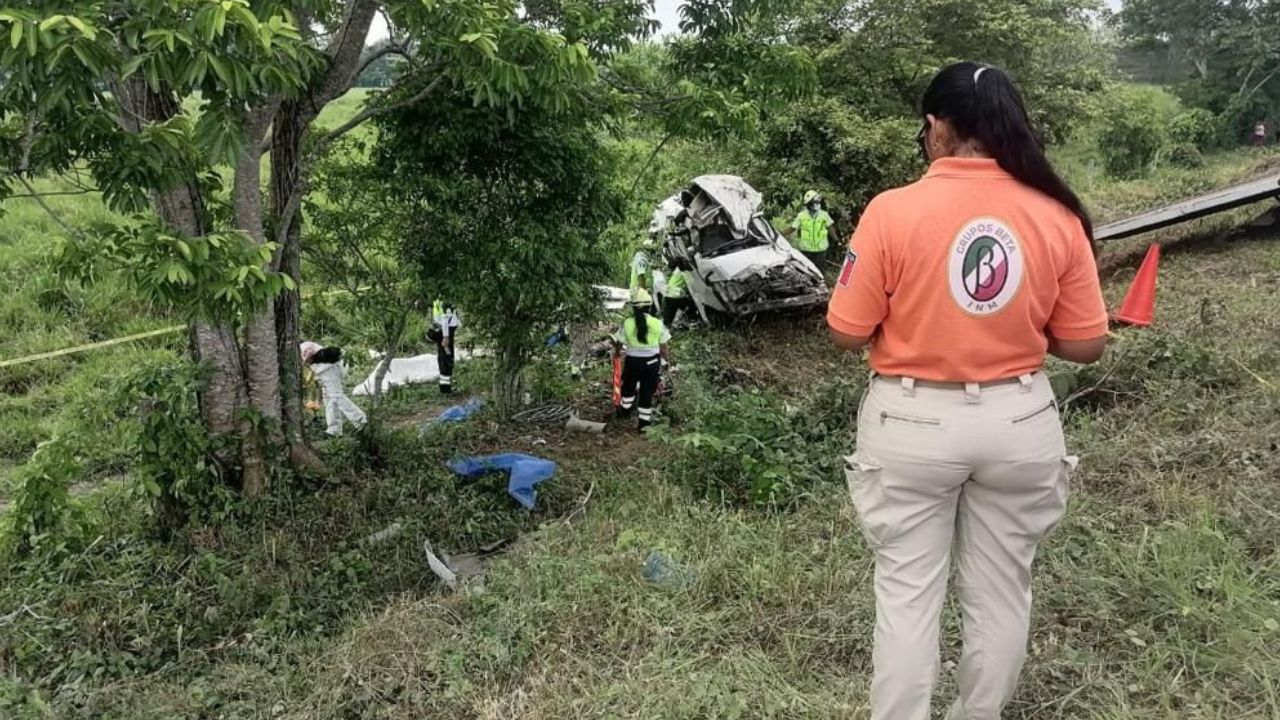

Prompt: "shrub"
[4,437,85,554]
[1098,95,1168,178]
[1167,142,1205,169]
[753,98,920,221]
[116,361,233,529]
[1168,108,1219,149]
[655,374,865,509]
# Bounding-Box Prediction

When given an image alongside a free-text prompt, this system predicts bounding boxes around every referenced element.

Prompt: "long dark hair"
[633,305,650,344]
[922,62,1094,244]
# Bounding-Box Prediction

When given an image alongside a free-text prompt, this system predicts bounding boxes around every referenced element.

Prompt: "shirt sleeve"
[660,326,672,344]
[1048,227,1108,340]
[790,212,802,230]
[827,198,891,337]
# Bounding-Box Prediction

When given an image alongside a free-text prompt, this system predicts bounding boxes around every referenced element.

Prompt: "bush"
[1167,142,1205,169]
[753,98,920,221]
[1168,108,1219,149]
[1098,92,1168,178]
[1218,93,1274,146]
[655,374,865,509]
[117,361,233,529]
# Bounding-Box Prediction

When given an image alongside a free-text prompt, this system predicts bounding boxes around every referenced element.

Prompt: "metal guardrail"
[1095,173,1280,242]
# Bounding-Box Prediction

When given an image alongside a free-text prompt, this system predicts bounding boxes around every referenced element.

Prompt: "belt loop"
[964,382,980,404]
[900,377,916,397]
[1018,373,1034,393]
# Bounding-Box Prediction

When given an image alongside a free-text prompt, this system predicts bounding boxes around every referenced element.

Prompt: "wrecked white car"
[657,175,828,323]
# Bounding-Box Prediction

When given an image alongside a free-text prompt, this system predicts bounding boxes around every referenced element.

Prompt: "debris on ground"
[565,415,606,434]
[423,537,513,590]
[448,453,557,509]
[511,404,574,426]
[642,551,697,589]
[364,522,403,546]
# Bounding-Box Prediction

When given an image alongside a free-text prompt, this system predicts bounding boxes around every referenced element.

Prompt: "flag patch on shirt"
[837,250,857,287]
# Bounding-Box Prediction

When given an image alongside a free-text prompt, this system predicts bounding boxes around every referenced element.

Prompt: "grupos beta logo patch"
[947,217,1024,315]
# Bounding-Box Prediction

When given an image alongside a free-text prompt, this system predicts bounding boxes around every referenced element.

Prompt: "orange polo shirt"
[827,157,1107,382]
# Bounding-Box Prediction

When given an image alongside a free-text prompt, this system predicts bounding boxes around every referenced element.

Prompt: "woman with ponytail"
[612,287,671,430]
[827,62,1108,719]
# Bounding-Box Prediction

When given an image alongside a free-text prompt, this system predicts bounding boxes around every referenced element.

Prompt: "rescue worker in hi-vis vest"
[630,230,656,292]
[661,267,692,328]
[611,288,670,430]
[789,189,838,269]
[827,62,1107,720]
[428,299,461,394]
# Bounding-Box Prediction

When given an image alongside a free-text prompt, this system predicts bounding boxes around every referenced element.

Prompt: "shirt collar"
[923,156,1010,179]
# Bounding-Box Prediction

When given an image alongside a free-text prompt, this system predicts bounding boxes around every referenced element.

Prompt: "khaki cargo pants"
[846,372,1075,720]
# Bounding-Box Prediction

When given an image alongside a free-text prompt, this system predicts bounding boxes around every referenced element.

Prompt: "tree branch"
[7,187,98,200]
[356,43,408,79]
[629,130,676,199]
[13,176,85,241]
[314,0,383,108]
[316,73,446,148]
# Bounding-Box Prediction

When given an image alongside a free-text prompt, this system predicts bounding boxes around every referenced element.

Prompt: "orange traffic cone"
[1114,243,1160,327]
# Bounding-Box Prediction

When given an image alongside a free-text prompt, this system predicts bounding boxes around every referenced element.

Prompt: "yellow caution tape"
[0,325,186,369]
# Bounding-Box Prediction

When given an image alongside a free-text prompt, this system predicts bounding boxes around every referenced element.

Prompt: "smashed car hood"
[690,175,762,234]
[698,244,797,282]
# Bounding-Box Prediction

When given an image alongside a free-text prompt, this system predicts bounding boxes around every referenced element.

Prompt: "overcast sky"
[371,0,1122,41]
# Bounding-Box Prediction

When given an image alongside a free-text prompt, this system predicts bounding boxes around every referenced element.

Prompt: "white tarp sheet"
[352,354,440,396]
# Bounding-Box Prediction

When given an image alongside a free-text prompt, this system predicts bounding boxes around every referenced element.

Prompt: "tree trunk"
[270,99,328,475]
[371,314,408,405]
[233,115,285,496]
[267,0,380,470]
[113,77,259,488]
[494,345,527,414]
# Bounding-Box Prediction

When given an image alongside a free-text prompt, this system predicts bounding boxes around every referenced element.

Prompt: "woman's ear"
[926,115,954,158]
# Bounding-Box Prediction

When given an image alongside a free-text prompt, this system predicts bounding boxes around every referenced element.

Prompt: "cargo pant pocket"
[1041,455,1078,539]
[845,455,890,550]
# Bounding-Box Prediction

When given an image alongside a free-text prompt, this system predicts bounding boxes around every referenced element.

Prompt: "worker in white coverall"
[301,342,367,437]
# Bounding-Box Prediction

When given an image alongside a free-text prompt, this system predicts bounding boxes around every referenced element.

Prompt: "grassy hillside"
[0,179,183,501]
[4,87,1280,718]
[4,211,1279,716]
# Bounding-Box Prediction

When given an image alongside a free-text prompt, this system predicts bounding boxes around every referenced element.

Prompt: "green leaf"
[10,19,22,49]
[208,54,232,87]
[212,5,227,38]
[65,15,95,40]
[38,14,66,32]
[69,42,103,75]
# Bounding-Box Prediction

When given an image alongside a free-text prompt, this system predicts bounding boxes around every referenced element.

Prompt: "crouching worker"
[300,342,367,437]
[612,288,671,430]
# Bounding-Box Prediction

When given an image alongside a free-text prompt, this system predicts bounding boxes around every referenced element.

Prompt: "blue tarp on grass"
[448,453,556,510]
[436,398,484,423]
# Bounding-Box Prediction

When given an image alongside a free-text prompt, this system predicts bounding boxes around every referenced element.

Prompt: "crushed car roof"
[690,175,763,233]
